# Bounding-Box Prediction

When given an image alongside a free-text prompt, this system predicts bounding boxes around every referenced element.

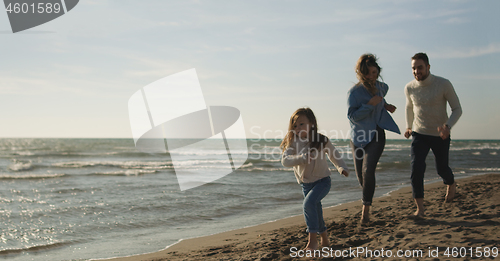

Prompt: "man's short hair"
[412,52,429,65]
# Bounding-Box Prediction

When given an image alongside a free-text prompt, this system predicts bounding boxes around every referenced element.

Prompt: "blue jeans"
[301,176,331,234]
[411,132,455,198]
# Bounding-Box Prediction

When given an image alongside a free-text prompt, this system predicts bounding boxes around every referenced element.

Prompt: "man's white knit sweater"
[405,74,462,137]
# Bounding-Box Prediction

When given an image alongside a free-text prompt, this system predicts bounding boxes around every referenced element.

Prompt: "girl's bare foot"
[304,233,319,251]
[445,182,456,203]
[304,241,319,251]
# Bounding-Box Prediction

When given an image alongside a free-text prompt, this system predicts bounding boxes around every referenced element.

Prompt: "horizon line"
[0,137,499,141]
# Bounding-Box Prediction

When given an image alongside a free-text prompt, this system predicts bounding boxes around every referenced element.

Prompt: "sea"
[0,138,499,261]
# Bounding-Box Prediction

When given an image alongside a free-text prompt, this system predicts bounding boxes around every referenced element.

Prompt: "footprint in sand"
[404,237,415,242]
[395,229,409,239]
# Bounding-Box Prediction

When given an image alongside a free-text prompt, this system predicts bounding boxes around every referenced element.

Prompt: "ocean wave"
[450,143,500,151]
[90,169,158,176]
[248,151,282,156]
[172,159,244,166]
[469,167,500,172]
[49,159,256,173]
[383,148,409,152]
[8,161,33,171]
[376,161,411,170]
[52,160,250,170]
[257,195,304,202]
[0,241,73,255]
[52,161,173,169]
[0,173,66,179]
[239,167,290,172]
[6,150,163,158]
[171,150,243,156]
[240,162,253,168]
[261,159,280,162]
[9,151,36,156]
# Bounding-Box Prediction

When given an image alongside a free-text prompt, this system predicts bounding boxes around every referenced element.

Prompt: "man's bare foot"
[320,232,330,247]
[445,182,456,203]
[360,217,371,226]
[407,209,425,220]
[413,209,425,217]
[413,198,425,217]
[408,212,425,220]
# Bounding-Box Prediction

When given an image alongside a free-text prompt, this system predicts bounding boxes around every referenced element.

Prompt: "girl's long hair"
[355,53,382,95]
[280,108,329,152]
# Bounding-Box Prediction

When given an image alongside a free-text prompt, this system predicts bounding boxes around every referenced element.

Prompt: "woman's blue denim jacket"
[347,81,400,148]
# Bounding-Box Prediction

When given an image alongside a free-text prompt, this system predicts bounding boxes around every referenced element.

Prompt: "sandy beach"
[102,173,500,261]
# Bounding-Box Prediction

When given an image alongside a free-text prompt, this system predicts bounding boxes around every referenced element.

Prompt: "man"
[404,52,462,217]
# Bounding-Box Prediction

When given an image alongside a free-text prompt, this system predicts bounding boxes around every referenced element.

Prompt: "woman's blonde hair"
[280,107,328,152]
[355,53,381,95]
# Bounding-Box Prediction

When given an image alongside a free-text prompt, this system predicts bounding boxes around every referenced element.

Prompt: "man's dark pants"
[411,132,455,199]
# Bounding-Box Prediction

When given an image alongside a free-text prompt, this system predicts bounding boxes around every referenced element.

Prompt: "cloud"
[432,43,500,59]
[0,67,127,96]
[465,73,500,80]
[0,75,57,95]
[442,17,468,24]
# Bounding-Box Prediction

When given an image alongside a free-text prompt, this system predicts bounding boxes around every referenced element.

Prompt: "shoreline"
[99,173,500,261]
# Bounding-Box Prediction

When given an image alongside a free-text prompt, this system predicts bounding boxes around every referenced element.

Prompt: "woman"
[347,54,400,224]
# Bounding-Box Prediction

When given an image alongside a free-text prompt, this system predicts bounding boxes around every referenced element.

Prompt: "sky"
[1,0,499,140]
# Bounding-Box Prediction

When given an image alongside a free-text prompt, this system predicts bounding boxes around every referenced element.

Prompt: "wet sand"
[101,173,500,261]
